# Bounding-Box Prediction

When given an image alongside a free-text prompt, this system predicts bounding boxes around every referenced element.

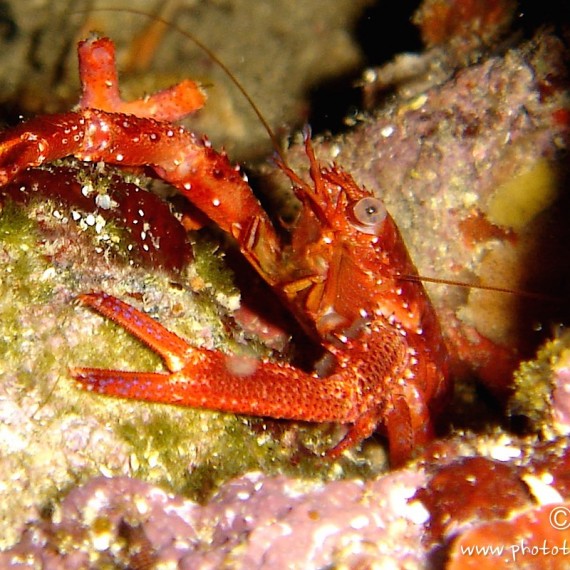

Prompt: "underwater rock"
[0,470,429,569]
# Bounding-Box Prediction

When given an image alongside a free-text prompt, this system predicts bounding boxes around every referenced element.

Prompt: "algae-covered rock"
[510,331,570,439]
[0,470,430,568]
[0,171,378,548]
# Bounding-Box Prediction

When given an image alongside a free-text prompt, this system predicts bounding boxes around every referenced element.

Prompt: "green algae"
[72,312,165,373]
[0,200,53,302]
[0,201,62,393]
[111,386,380,501]
[509,331,570,437]
[191,236,240,301]
[0,200,37,247]
[0,182,384,527]
[115,411,273,500]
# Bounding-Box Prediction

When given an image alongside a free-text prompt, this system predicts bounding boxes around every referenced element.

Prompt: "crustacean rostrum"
[0,35,450,466]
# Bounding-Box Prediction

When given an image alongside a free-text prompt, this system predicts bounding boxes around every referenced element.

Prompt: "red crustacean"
[0,35,451,465]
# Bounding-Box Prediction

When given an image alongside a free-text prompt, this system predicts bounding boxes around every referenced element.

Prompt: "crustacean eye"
[351,196,387,235]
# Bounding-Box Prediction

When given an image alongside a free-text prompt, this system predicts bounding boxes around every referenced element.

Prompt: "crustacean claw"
[77,36,206,121]
[0,35,281,262]
[73,293,359,424]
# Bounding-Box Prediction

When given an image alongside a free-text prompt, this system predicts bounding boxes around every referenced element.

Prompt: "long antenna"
[399,273,556,302]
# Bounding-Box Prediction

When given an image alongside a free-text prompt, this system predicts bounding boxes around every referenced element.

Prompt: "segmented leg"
[0,37,281,275]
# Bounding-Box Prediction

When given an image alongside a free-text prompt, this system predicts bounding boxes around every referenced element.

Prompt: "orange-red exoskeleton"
[0,36,450,465]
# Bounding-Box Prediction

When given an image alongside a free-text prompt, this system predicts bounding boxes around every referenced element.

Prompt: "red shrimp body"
[0,36,450,465]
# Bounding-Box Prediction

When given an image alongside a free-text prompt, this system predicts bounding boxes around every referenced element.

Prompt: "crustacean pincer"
[0,35,450,466]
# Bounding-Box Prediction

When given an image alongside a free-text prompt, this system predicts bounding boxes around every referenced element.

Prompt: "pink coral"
[0,470,429,569]
[5,435,570,568]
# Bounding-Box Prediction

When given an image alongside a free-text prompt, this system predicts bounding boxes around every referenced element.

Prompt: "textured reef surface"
[0,0,569,567]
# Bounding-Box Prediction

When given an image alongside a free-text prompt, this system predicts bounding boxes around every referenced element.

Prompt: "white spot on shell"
[95,194,115,210]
